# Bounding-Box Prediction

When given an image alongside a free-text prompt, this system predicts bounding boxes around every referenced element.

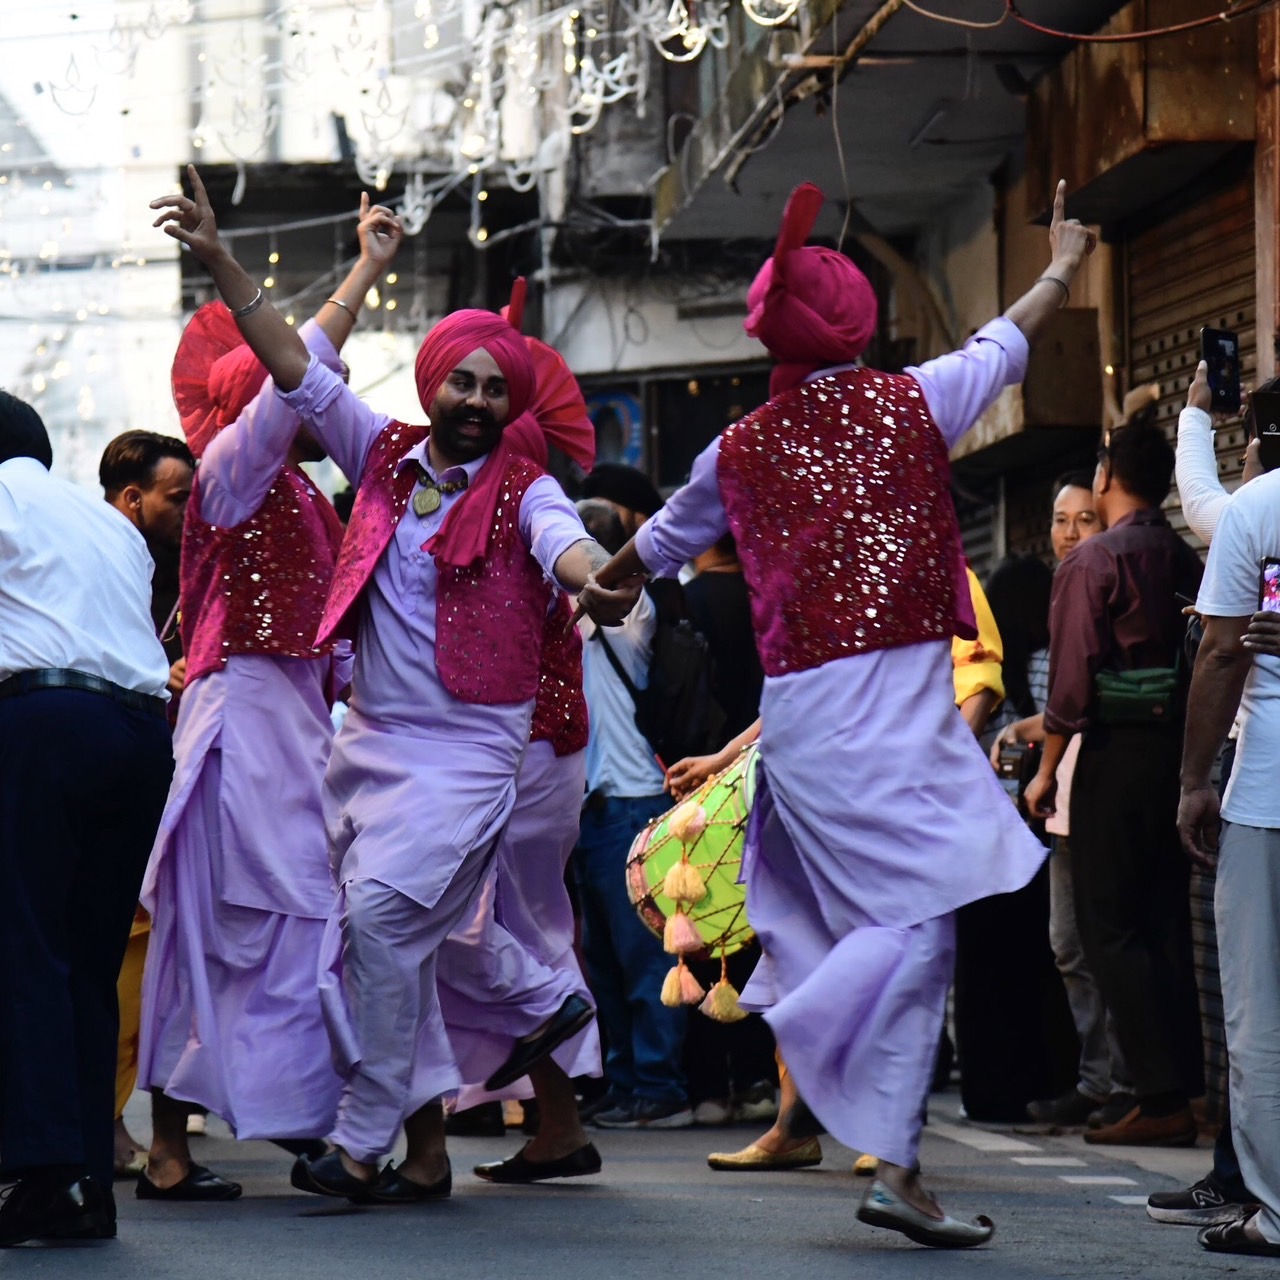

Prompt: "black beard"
[443,406,497,431]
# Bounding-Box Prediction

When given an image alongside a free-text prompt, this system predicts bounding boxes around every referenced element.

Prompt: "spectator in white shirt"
[0,392,174,1247]
[573,497,692,1131]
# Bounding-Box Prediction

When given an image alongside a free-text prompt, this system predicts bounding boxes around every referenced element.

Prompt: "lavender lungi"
[138,656,342,1140]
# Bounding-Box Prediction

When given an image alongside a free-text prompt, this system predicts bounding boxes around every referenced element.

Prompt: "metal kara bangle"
[1036,274,1070,305]
[326,296,355,317]
[230,288,264,319]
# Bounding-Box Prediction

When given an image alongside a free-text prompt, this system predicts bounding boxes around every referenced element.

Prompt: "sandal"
[1199,1214,1280,1257]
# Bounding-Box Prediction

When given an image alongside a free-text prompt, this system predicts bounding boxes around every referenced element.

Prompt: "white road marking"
[1110,1196,1151,1206]
[1059,1175,1138,1186]
[928,1121,1040,1153]
[1011,1157,1087,1167]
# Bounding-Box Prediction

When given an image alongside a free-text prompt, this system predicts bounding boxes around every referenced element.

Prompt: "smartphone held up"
[1200,327,1242,416]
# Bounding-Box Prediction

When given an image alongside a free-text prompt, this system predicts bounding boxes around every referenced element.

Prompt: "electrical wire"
[901,1,1006,30]
[1004,0,1276,42]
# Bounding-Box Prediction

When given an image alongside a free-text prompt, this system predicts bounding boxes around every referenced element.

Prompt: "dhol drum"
[626,745,758,962]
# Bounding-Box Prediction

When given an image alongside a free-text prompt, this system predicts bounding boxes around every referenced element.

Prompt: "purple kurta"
[446,743,601,1108]
[138,322,345,1139]
[276,360,588,1159]
[634,318,1047,1164]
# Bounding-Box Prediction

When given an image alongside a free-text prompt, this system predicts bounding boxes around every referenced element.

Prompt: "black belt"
[0,668,167,720]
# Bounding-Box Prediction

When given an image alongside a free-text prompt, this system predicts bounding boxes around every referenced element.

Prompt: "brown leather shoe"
[1083,1105,1196,1147]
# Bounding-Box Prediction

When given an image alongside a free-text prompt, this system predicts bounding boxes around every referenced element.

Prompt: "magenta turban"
[413,309,536,424]
[744,183,879,398]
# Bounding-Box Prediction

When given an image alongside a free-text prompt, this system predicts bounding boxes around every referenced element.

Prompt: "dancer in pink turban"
[150,167,637,1207]
[137,194,399,1203]
[580,180,1096,1248]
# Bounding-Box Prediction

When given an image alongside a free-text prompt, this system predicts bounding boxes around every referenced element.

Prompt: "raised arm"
[1003,181,1096,347]
[152,165,403,391]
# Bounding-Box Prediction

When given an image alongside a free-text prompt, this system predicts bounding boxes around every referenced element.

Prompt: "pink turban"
[172,301,270,458]
[744,182,879,398]
[503,336,596,472]
[418,302,540,569]
[412,309,535,423]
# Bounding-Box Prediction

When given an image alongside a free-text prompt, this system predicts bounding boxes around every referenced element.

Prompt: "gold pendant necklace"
[412,462,467,518]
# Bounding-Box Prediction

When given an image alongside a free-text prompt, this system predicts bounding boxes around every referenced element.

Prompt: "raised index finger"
[187,163,211,208]
[1051,179,1065,229]
[360,191,370,219]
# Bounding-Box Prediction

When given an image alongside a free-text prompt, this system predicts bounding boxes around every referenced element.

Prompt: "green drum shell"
[625,746,757,959]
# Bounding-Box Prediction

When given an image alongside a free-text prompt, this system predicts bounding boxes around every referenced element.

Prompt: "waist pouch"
[1094,666,1179,725]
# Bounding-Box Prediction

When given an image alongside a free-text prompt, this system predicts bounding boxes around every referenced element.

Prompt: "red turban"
[172,301,270,458]
[745,182,879,398]
[418,304,540,570]
[412,309,535,423]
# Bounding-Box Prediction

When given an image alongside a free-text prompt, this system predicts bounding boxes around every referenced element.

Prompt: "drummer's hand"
[666,752,725,799]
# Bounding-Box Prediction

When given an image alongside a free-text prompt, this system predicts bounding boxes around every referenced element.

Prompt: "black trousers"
[1069,725,1204,1102]
[0,688,173,1187]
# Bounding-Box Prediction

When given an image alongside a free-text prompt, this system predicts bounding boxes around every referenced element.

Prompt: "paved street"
[2,1094,1267,1278]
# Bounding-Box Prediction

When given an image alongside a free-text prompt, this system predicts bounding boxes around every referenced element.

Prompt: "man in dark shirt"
[1025,423,1204,1148]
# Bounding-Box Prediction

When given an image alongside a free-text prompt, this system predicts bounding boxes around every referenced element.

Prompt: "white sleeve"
[1176,407,1230,543]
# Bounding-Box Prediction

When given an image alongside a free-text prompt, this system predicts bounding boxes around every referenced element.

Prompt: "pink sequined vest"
[182,467,346,684]
[317,421,551,706]
[531,593,588,756]
[717,368,970,678]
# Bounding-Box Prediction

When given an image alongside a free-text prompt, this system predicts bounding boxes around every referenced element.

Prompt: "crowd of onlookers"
[6,345,1278,1245]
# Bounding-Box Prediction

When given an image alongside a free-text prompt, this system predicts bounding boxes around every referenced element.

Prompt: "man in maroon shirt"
[1025,422,1204,1147]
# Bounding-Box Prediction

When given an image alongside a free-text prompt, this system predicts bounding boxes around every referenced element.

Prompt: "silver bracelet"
[326,296,355,317]
[1036,274,1070,305]
[230,288,264,319]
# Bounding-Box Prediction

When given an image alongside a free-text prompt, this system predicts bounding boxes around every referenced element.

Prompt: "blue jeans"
[573,794,687,1104]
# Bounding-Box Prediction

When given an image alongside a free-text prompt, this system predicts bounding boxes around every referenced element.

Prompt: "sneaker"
[1147,1176,1252,1227]
[1026,1088,1106,1127]
[594,1098,694,1130]
[1087,1092,1137,1129]
[733,1082,779,1125]
[579,1089,625,1124]
[693,1099,733,1126]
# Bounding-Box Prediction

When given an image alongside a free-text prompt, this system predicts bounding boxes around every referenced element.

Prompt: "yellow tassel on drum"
[663,910,704,955]
[700,978,748,1023]
[662,857,707,905]
[668,800,709,845]
[679,962,706,1004]
[660,965,684,1008]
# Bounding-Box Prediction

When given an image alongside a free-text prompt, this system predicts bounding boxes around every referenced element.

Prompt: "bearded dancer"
[437,335,604,1184]
[580,181,1095,1248]
[151,166,636,1207]
[136,193,401,1201]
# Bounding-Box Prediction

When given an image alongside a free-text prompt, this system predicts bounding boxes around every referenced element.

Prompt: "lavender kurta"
[634,318,1047,1164]
[275,360,588,1141]
[138,323,345,1139]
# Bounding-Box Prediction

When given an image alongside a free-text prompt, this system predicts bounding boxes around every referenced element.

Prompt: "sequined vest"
[182,466,346,684]
[317,421,551,706]
[717,368,971,678]
[531,593,589,756]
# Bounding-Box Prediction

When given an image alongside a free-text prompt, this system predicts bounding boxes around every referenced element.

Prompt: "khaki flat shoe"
[856,1179,994,1249]
[706,1138,822,1171]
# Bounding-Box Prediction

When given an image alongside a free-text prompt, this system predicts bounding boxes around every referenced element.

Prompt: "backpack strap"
[593,627,642,706]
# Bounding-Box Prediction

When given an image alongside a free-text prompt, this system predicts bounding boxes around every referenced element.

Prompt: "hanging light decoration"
[741,0,801,26]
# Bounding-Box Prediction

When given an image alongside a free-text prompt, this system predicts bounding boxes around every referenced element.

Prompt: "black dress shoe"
[368,1160,452,1204]
[484,996,596,1092]
[136,1163,242,1202]
[289,1151,375,1202]
[272,1138,329,1161]
[474,1142,601,1184]
[0,1174,113,1246]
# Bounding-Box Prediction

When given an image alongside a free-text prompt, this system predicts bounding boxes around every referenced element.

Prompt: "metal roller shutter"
[1124,171,1255,1123]
[1127,173,1257,551]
